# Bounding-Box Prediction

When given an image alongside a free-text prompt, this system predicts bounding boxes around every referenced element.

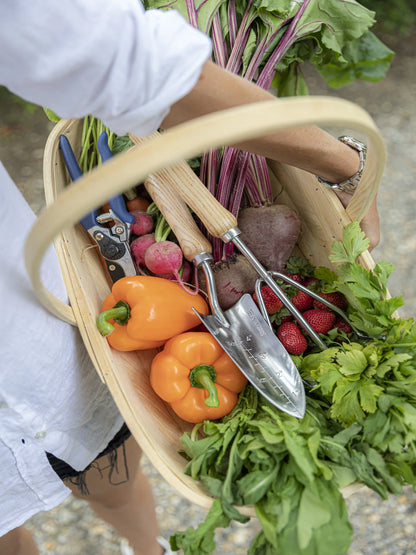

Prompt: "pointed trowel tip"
[288,398,306,419]
[294,406,306,419]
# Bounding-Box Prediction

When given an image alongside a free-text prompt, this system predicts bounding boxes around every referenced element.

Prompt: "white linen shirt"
[0,0,211,536]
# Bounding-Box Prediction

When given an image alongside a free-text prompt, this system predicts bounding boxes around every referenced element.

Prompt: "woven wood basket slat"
[26,97,386,510]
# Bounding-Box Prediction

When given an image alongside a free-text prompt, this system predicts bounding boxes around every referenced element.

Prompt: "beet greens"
[144,0,393,262]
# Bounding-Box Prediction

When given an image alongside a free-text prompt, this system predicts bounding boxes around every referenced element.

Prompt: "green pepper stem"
[189,364,219,408]
[96,301,130,336]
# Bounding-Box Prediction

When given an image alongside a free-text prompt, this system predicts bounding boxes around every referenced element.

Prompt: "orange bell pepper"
[150,331,248,423]
[96,276,209,351]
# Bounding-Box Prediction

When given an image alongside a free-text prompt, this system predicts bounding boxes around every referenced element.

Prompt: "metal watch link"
[317,136,367,193]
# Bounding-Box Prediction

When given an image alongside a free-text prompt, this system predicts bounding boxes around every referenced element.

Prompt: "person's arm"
[162,61,379,249]
[0,2,378,248]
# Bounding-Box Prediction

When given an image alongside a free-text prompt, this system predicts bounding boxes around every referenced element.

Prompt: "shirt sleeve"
[0,0,212,136]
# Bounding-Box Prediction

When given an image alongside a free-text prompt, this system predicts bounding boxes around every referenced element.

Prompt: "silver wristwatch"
[317,136,367,193]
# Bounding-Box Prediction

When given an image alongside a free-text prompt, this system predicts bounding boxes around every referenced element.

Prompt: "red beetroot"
[130,210,154,236]
[237,205,301,271]
[303,309,336,334]
[277,322,308,355]
[130,233,156,266]
[253,285,284,314]
[197,255,258,310]
[313,292,348,311]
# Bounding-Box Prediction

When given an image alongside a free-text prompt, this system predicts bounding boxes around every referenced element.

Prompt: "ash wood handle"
[131,133,237,239]
[143,172,212,261]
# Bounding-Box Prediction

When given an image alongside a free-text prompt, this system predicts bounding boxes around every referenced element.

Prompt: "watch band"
[317,136,367,193]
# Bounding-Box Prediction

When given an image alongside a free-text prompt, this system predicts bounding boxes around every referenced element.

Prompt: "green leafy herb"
[169,222,416,554]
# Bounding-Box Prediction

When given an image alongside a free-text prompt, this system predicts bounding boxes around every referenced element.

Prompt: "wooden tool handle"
[144,173,212,261]
[131,133,237,239]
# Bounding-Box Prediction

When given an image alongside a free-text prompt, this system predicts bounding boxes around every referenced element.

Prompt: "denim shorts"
[46,423,132,494]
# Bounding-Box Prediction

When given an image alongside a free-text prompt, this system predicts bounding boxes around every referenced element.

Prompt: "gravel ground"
[1,27,415,555]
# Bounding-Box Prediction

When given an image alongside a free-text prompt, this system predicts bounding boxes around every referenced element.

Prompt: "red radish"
[130,210,154,236]
[237,205,301,271]
[144,240,183,278]
[155,261,192,283]
[130,233,156,266]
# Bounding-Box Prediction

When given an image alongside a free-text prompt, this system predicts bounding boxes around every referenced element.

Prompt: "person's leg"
[0,526,39,555]
[65,434,163,555]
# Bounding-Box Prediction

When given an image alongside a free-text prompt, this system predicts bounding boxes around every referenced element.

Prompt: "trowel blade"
[195,294,306,418]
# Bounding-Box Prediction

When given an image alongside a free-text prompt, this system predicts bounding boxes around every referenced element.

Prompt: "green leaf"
[326,462,357,489]
[314,265,338,283]
[297,486,331,550]
[332,422,363,446]
[337,348,368,377]
[169,499,230,554]
[332,380,364,425]
[111,134,133,154]
[313,363,342,396]
[307,430,333,480]
[373,261,395,290]
[43,107,61,122]
[317,31,394,88]
[254,503,280,551]
[350,450,388,499]
[377,352,412,379]
[274,62,310,97]
[237,466,279,505]
[363,445,403,494]
[221,500,251,524]
[358,382,383,413]
[329,221,369,264]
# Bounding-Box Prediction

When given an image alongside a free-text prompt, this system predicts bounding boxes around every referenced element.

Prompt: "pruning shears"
[59,131,137,283]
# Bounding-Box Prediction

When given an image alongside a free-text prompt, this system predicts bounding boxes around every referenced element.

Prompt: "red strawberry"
[253,285,284,314]
[280,314,294,324]
[277,322,308,355]
[303,277,319,288]
[286,273,302,284]
[313,292,348,311]
[334,318,353,335]
[291,290,313,312]
[302,309,336,334]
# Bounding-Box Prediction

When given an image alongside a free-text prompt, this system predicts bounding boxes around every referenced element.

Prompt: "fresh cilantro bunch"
[301,222,416,426]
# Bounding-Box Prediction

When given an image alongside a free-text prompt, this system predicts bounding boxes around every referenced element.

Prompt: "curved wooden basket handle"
[25,96,386,323]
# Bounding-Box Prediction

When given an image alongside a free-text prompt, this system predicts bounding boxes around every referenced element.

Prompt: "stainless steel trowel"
[143,172,306,419]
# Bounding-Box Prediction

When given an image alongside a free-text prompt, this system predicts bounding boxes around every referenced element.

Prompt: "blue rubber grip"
[59,134,98,230]
[98,132,134,224]
[59,135,83,181]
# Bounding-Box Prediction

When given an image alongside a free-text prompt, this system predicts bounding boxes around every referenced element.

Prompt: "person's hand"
[335,190,380,251]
